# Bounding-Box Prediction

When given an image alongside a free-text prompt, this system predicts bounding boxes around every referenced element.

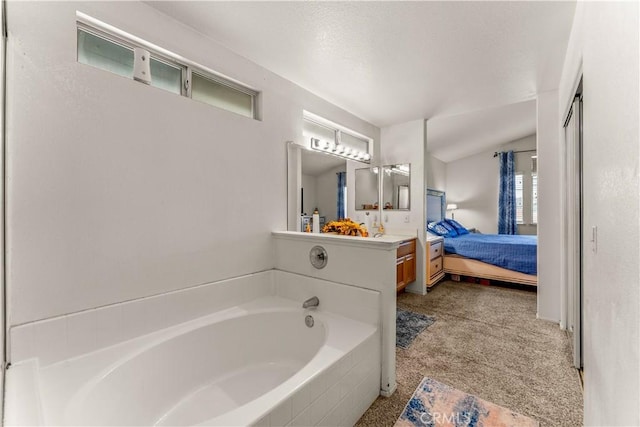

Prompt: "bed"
[443,233,537,286]
[425,188,537,286]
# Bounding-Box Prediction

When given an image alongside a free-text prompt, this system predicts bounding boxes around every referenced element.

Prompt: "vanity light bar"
[311,138,371,163]
[388,164,409,176]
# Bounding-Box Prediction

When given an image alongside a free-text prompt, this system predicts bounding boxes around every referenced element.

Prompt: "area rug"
[395,377,539,427]
[396,309,436,349]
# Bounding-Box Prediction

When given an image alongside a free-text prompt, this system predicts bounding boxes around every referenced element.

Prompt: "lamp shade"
[446,204,458,210]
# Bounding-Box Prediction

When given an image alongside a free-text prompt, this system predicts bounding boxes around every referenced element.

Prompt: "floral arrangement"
[322,218,369,237]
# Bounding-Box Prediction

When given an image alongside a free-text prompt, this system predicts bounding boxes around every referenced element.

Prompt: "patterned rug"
[396,309,436,349]
[395,377,539,427]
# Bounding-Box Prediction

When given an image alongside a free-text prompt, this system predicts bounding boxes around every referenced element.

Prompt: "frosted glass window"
[303,120,336,143]
[150,58,182,95]
[192,73,254,118]
[340,131,369,154]
[78,29,133,78]
[77,24,259,120]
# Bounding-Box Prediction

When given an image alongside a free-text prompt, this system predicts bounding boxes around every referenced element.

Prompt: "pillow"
[428,220,457,237]
[427,221,448,236]
[437,220,459,237]
[445,218,470,235]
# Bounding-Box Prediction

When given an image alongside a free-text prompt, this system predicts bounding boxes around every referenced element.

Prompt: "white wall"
[444,150,496,232]
[5,2,379,327]
[426,154,446,192]
[558,2,639,425]
[536,91,561,323]
[379,120,426,294]
[444,134,536,234]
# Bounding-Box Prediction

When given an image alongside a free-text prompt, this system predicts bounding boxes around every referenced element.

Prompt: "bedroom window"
[515,173,524,224]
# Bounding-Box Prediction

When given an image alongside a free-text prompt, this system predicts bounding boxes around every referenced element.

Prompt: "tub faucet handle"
[303,296,319,309]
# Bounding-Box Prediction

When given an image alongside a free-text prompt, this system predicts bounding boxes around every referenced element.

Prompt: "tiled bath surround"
[255,332,381,427]
[9,270,379,366]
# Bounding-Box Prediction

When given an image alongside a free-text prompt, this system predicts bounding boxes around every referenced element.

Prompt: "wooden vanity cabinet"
[396,238,417,292]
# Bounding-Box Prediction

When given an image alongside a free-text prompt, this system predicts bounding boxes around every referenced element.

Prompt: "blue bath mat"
[396,309,435,349]
[395,377,539,426]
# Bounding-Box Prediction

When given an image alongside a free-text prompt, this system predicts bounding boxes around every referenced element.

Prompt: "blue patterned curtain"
[337,172,346,219]
[498,151,517,234]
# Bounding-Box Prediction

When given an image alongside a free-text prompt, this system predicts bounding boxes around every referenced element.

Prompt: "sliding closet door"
[0,0,5,417]
[564,92,583,370]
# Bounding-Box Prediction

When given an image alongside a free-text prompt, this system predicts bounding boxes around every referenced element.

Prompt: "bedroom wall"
[444,134,536,234]
[5,1,379,327]
[558,2,639,425]
[426,153,446,192]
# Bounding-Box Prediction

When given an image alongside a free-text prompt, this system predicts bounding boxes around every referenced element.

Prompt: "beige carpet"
[356,281,583,427]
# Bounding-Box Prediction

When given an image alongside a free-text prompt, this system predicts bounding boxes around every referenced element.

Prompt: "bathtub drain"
[305,315,314,328]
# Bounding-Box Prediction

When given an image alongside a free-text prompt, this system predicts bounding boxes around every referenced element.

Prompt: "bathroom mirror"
[382,164,411,210]
[301,148,346,218]
[355,167,379,211]
[286,146,347,231]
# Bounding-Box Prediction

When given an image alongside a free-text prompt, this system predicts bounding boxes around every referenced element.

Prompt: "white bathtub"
[6,278,381,426]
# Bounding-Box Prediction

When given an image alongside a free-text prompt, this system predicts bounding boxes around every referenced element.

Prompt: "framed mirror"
[287,143,348,231]
[382,164,411,210]
[355,167,379,211]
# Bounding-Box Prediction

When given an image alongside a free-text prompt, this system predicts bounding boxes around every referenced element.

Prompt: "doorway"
[563,78,583,370]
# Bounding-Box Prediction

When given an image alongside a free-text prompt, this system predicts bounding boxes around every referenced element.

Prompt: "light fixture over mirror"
[288,113,374,231]
[303,111,372,164]
[382,164,411,210]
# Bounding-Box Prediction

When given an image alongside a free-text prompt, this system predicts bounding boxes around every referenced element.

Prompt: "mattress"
[443,234,537,275]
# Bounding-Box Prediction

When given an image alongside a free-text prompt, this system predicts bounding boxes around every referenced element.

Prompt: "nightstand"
[426,235,445,288]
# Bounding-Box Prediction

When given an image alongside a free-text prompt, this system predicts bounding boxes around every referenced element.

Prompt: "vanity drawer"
[397,239,416,258]
[430,257,443,278]
[429,241,443,260]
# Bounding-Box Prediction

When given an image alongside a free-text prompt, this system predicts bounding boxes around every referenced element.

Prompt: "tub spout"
[302,296,319,309]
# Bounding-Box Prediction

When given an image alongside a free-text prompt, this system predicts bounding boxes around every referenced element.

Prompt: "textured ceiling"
[146,1,575,161]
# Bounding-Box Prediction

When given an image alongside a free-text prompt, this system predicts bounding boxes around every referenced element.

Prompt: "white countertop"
[272,230,417,249]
